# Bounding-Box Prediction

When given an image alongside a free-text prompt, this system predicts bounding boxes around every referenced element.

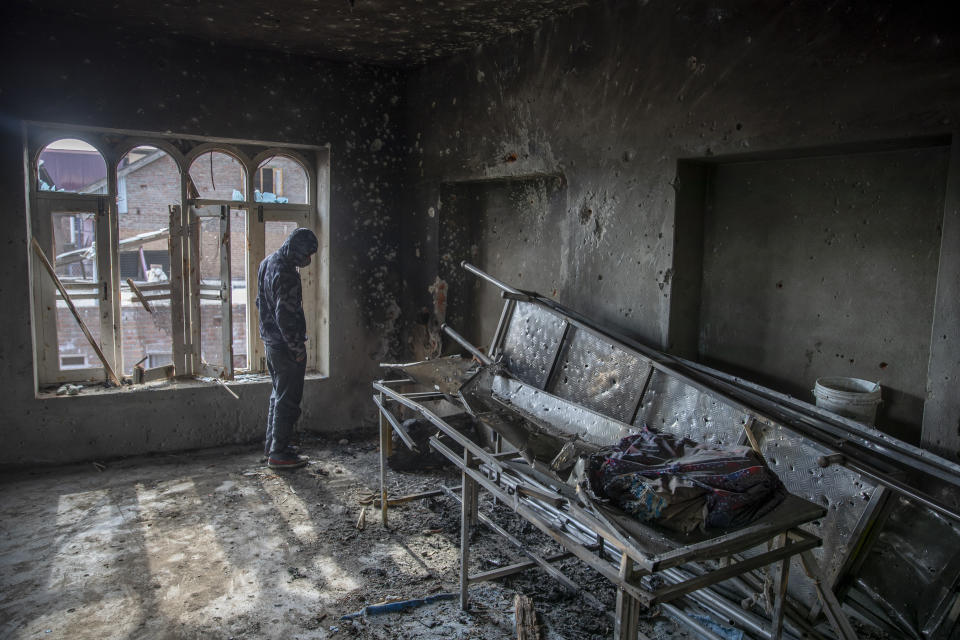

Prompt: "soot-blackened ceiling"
[10,0,593,67]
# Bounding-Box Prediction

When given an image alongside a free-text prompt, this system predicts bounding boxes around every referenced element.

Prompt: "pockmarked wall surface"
[399,0,960,452]
[0,22,407,465]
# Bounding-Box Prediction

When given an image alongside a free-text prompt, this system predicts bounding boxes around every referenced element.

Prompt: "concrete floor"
[0,437,684,640]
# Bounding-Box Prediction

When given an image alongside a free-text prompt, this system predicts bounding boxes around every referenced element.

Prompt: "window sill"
[37,371,329,399]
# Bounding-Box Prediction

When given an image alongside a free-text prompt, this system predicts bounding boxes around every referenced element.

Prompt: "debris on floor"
[340,592,456,620]
[0,436,687,639]
[56,383,83,396]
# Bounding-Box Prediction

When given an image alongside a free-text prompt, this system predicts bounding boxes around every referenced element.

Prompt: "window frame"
[25,124,328,390]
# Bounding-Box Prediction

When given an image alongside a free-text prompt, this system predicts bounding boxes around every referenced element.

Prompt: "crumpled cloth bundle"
[588,427,786,533]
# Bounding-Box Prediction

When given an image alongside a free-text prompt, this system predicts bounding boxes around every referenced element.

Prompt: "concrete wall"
[0,22,407,465]
[399,0,960,452]
[697,146,949,442]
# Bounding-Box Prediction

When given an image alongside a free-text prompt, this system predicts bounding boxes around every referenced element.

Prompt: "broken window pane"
[117,146,178,375]
[51,211,102,368]
[189,151,246,201]
[38,139,107,194]
[254,156,308,204]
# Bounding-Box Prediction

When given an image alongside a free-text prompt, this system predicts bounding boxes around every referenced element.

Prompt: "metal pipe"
[460,261,523,295]
[371,394,417,451]
[488,298,515,358]
[372,381,501,470]
[441,323,493,364]
[663,568,789,640]
[659,602,728,640]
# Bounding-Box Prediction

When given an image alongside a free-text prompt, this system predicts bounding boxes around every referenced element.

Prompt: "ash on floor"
[0,435,693,640]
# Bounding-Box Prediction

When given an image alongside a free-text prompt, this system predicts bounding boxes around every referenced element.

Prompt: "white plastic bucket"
[813,377,882,425]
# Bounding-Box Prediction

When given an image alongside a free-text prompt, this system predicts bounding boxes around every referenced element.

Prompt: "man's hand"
[295,352,306,363]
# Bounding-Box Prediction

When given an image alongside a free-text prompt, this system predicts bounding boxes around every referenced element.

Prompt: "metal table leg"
[771,533,791,640]
[615,554,642,640]
[460,448,478,610]
[379,390,389,527]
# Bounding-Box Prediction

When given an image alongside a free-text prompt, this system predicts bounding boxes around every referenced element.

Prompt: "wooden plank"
[214,377,239,399]
[362,486,460,507]
[53,292,101,300]
[247,206,266,372]
[743,416,764,455]
[127,278,155,314]
[108,193,124,376]
[132,281,172,292]
[514,594,541,640]
[771,533,790,640]
[96,196,119,375]
[168,204,188,377]
[799,550,859,640]
[614,554,641,640]
[188,207,201,375]
[133,364,174,384]
[469,551,574,583]
[219,205,234,379]
[31,237,121,386]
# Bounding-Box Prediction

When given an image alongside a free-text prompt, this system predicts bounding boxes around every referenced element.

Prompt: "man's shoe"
[267,451,307,470]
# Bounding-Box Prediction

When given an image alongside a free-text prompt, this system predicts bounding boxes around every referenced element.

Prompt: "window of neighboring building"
[256,166,282,197]
[255,156,309,204]
[60,354,89,369]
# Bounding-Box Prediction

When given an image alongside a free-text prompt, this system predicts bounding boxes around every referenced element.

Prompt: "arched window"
[188,150,246,200]
[27,125,326,387]
[254,155,309,204]
[38,138,107,194]
[117,146,180,374]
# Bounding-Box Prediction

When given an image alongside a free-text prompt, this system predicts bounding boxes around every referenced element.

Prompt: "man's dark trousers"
[264,344,306,456]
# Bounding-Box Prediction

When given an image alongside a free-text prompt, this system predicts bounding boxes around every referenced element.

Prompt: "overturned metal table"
[372,264,866,640]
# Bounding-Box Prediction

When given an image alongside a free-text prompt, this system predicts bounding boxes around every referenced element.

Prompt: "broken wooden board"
[514,594,541,640]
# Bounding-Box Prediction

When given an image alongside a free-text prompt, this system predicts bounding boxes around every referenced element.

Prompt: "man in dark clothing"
[257,228,318,470]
